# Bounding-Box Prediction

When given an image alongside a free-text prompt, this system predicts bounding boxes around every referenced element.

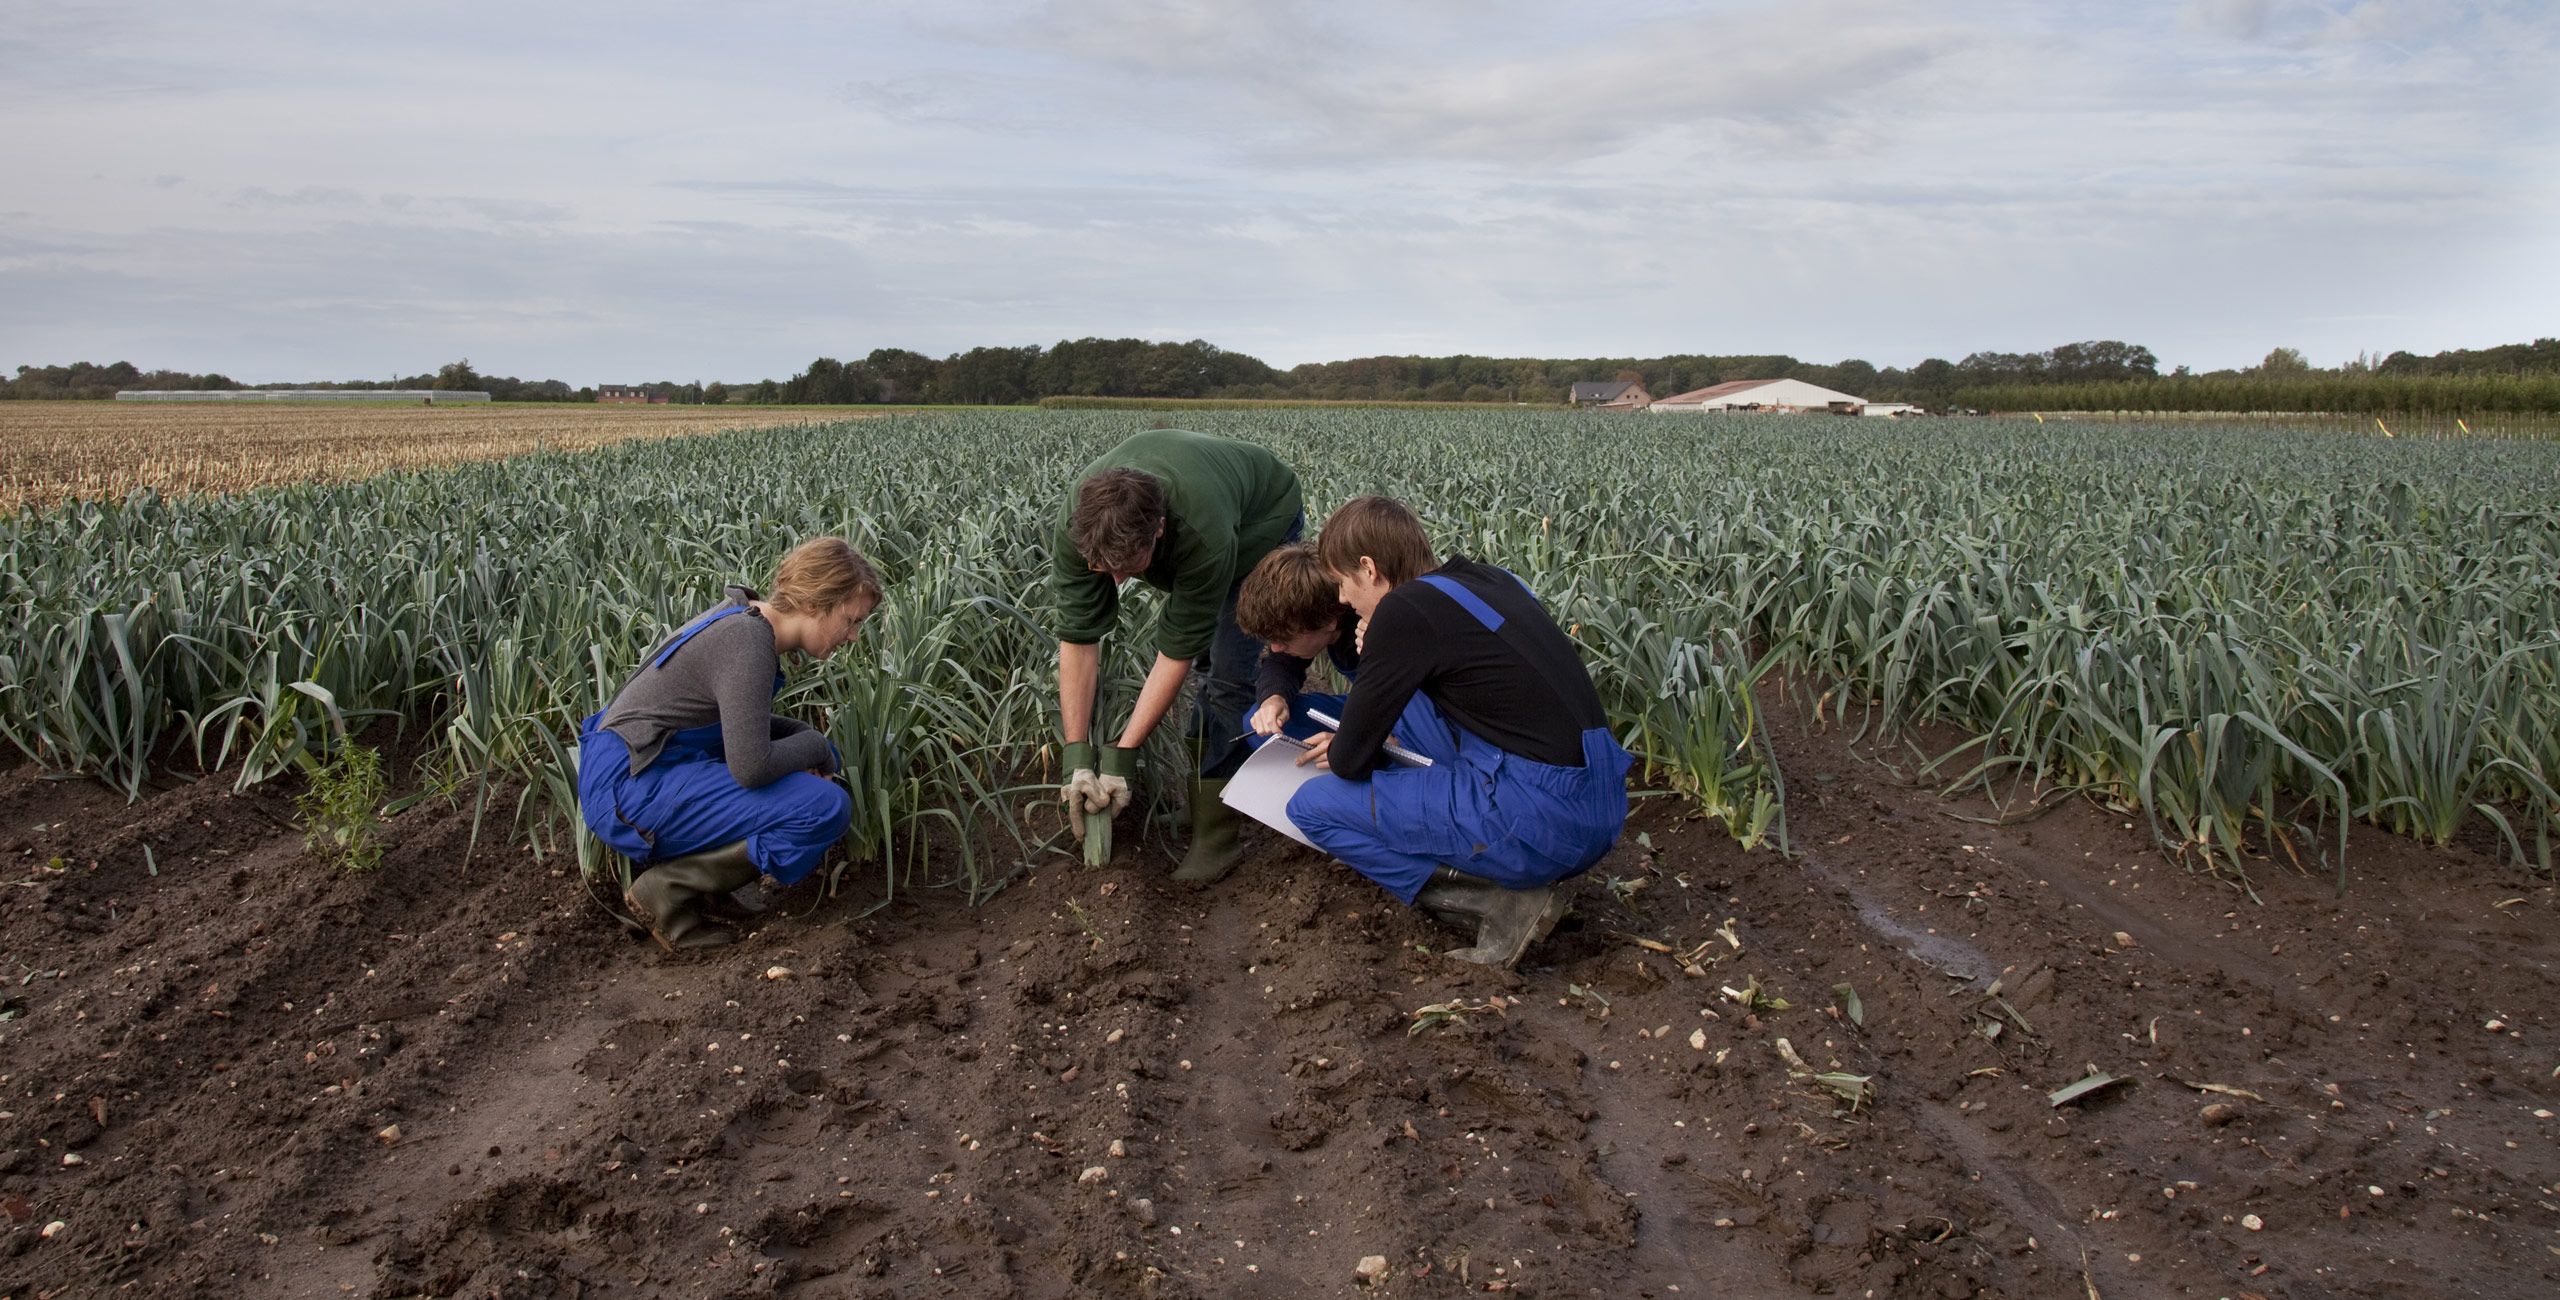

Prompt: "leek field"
[3,410,2554,900]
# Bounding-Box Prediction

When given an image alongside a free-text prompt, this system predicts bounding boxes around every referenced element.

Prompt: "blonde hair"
[769,536,883,615]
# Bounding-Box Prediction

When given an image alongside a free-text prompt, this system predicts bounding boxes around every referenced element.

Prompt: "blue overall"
[575,605,851,886]
[1283,576,1634,906]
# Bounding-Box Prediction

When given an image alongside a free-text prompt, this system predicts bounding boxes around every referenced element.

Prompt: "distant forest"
[9,338,2557,413]
[0,359,584,403]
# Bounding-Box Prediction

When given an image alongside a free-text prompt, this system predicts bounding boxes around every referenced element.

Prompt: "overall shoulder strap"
[1415,573,1509,631]
[652,604,753,669]
[1412,571,1562,675]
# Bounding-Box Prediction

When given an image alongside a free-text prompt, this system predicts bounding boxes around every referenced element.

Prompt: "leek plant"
[4,410,2554,904]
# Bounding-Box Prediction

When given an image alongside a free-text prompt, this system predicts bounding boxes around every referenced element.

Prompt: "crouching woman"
[1286,497,1632,968]
[577,537,880,951]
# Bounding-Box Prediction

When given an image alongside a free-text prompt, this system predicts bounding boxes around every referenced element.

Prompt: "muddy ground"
[3,700,2556,1300]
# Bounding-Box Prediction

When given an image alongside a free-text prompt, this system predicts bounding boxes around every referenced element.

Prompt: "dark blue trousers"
[1285,694,1633,905]
[1185,513,1304,781]
[577,716,851,887]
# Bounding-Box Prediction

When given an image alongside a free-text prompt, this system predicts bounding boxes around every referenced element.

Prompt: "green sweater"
[1050,430,1303,659]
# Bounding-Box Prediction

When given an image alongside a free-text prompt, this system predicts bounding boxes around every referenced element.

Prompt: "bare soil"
[3,701,2556,1300]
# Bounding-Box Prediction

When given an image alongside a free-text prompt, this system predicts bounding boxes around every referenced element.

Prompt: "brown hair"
[1068,468,1166,574]
[1236,543,1345,642]
[1316,495,1436,586]
[769,536,882,616]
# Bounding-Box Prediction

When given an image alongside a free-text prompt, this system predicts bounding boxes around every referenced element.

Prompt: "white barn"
[1649,377,1867,414]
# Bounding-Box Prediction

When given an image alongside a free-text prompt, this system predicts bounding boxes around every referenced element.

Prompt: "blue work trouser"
[1186,513,1304,781]
[1285,696,1633,905]
[576,715,851,887]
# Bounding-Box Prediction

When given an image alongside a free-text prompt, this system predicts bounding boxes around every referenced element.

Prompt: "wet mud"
[2,700,2556,1298]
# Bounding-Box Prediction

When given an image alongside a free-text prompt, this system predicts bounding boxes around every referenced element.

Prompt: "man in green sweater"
[1052,428,1303,883]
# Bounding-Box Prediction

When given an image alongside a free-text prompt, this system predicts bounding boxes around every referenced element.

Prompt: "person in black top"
[1284,497,1634,967]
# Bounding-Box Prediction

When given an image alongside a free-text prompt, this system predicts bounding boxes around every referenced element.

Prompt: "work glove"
[1059,739,1099,822]
[1059,741,1136,864]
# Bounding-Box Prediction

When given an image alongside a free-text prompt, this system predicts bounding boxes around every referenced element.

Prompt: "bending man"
[1286,497,1632,968]
[1052,428,1303,883]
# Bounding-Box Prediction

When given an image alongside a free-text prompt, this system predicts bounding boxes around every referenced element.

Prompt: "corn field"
[2,411,2554,902]
[1957,372,2560,417]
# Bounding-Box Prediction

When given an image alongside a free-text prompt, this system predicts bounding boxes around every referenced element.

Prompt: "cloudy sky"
[3,0,2553,382]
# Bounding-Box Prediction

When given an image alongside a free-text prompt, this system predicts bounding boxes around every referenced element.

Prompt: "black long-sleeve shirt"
[1330,558,1606,779]
[1252,607,1361,704]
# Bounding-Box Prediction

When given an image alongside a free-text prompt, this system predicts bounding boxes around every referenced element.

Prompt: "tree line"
[0,358,585,402]
[12,336,2557,412]
[650,334,2560,413]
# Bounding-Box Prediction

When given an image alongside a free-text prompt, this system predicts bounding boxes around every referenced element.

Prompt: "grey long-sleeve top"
[597,586,837,787]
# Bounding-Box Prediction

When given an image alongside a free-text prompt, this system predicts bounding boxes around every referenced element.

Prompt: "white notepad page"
[1220,735,1328,846]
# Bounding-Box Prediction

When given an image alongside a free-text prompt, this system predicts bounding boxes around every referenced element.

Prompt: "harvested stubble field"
[0,402,871,514]
[1,410,2556,1299]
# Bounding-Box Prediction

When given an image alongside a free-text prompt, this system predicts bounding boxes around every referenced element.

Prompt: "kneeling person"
[578,538,878,951]
[1286,498,1632,968]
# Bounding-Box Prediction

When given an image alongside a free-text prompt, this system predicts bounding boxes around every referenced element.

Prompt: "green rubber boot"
[625,842,760,952]
[1170,778,1245,885]
[1412,867,1571,969]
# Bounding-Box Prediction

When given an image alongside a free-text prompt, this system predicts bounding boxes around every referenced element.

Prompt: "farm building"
[1650,378,1868,414]
[1569,380,1651,410]
[598,386,668,405]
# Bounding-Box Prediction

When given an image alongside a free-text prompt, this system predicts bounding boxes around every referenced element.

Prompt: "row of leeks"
[4,410,2555,906]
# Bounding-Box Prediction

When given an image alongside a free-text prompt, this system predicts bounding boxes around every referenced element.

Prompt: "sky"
[2,0,2554,383]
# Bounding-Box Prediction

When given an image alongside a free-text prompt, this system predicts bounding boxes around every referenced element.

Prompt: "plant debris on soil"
[2,697,2556,1299]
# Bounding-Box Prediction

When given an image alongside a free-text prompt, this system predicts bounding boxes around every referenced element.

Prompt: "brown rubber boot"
[1413,867,1570,969]
[624,842,759,951]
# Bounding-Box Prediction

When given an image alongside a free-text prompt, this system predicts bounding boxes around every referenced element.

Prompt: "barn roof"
[1654,378,1782,404]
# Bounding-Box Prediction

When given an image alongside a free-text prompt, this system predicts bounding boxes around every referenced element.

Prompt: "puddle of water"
[1797,849,1999,985]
